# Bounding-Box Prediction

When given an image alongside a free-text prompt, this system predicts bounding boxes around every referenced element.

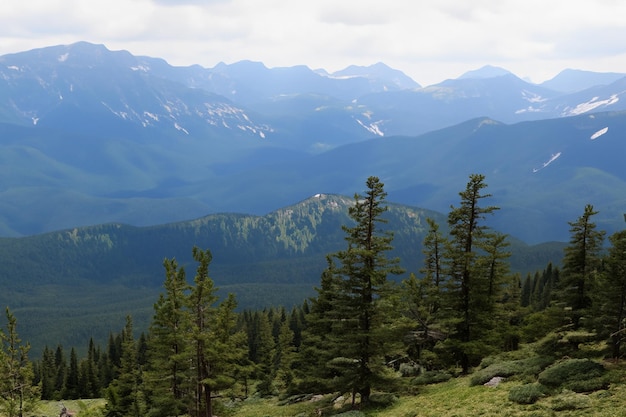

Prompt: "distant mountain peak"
[458,65,513,80]
[330,62,421,90]
[540,68,626,93]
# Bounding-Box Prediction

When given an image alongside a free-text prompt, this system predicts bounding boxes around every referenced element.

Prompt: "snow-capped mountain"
[1,41,626,242]
[0,42,272,142]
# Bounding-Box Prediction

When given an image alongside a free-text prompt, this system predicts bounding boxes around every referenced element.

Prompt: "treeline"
[2,174,626,416]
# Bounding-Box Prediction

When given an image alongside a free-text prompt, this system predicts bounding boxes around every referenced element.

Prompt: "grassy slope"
[31,365,626,416]
[231,371,626,417]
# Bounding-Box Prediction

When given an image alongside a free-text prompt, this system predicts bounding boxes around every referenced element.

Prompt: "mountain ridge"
[0,193,565,353]
[1,42,626,243]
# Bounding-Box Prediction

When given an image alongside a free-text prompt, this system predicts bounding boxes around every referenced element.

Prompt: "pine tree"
[65,348,80,399]
[53,345,67,400]
[294,257,342,394]
[145,258,190,417]
[187,247,244,417]
[0,308,39,417]
[596,230,626,360]
[254,310,277,395]
[558,204,605,328]
[39,346,56,400]
[321,176,403,406]
[273,320,296,392]
[400,217,448,367]
[105,316,144,417]
[440,173,503,373]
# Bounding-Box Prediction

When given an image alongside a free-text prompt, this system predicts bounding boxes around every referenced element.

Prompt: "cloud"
[0,0,626,85]
[150,0,229,5]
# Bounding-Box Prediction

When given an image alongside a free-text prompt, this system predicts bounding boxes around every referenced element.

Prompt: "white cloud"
[0,0,625,86]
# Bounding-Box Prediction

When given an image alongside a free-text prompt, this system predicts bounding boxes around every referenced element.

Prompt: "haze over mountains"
[1,41,626,243]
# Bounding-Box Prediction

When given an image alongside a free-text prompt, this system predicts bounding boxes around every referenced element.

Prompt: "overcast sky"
[1,0,625,86]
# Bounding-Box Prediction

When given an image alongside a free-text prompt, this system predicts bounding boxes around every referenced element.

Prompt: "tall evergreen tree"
[440,173,503,373]
[253,310,277,396]
[294,257,342,394]
[320,176,403,406]
[558,204,605,328]
[596,230,626,360]
[105,316,144,417]
[145,258,190,417]
[0,308,39,417]
[273,320,296,393]
[53,345,67,399]
[39,346,56,400]
[65,348,80,400]
[400,217,448,367]
[187,247,244,417]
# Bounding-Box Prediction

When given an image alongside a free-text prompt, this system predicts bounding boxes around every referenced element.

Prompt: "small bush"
[508,383,547,404]
[470,361,521,386]
[369,392,398,407]
[469,356,554,386]
[399,362,421,377]
[412,371,452,385]
[566,376,609,393]
[538,358,605,390]
[550,391,591,411]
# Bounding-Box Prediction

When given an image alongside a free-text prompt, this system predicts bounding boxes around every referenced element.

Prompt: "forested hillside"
[1,175,624,417]
[0,191,564,354]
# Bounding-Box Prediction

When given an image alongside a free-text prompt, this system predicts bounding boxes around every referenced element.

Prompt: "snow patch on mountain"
[174,123,189,134]
[58,53,69,63]
[522,90,547,103]
[355,111,385,136]
[356,119,384,136]
[533,152,561,173]
[562,94,620,116]
[590,127,608,140]
[515,106,543,114]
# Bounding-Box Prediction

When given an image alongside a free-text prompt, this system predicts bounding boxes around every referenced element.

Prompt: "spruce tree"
[440,173,503,373]
[558,204,605,328]
[0,308,39,417]
[187,247,244,417]
[65,348,80,399]
[321,176,403,405]
[596,230,626,359]
[53,345,67,400]
[105,316,144,417]
[399,217,447,366]
[145,258,190,417]
[39,346,56,400]
[294,257,342,394]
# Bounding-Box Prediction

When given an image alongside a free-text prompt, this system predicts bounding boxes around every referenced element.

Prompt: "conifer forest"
[2,174,626,417]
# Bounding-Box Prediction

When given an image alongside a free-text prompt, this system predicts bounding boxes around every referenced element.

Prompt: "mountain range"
[1,41,625,244]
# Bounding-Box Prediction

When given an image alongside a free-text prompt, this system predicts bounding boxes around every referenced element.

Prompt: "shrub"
[538,359,605,390]
[399,362,421,377]
[469,356,554,386]
[508,383,547,404]
[566,376,609,393]
[470,362,519,386]
[550,391,591,411]
[412,371,452,385]
[369,393,398,407]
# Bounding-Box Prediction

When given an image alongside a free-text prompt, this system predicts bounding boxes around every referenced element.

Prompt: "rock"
[484,376,504,387]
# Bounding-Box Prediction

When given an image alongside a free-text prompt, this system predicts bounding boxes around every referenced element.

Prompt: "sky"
[1,0,625,86]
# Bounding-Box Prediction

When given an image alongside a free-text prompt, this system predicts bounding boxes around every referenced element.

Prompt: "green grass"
[224,370,626,417]
[36,399,106,417]
[26,371,626,417]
